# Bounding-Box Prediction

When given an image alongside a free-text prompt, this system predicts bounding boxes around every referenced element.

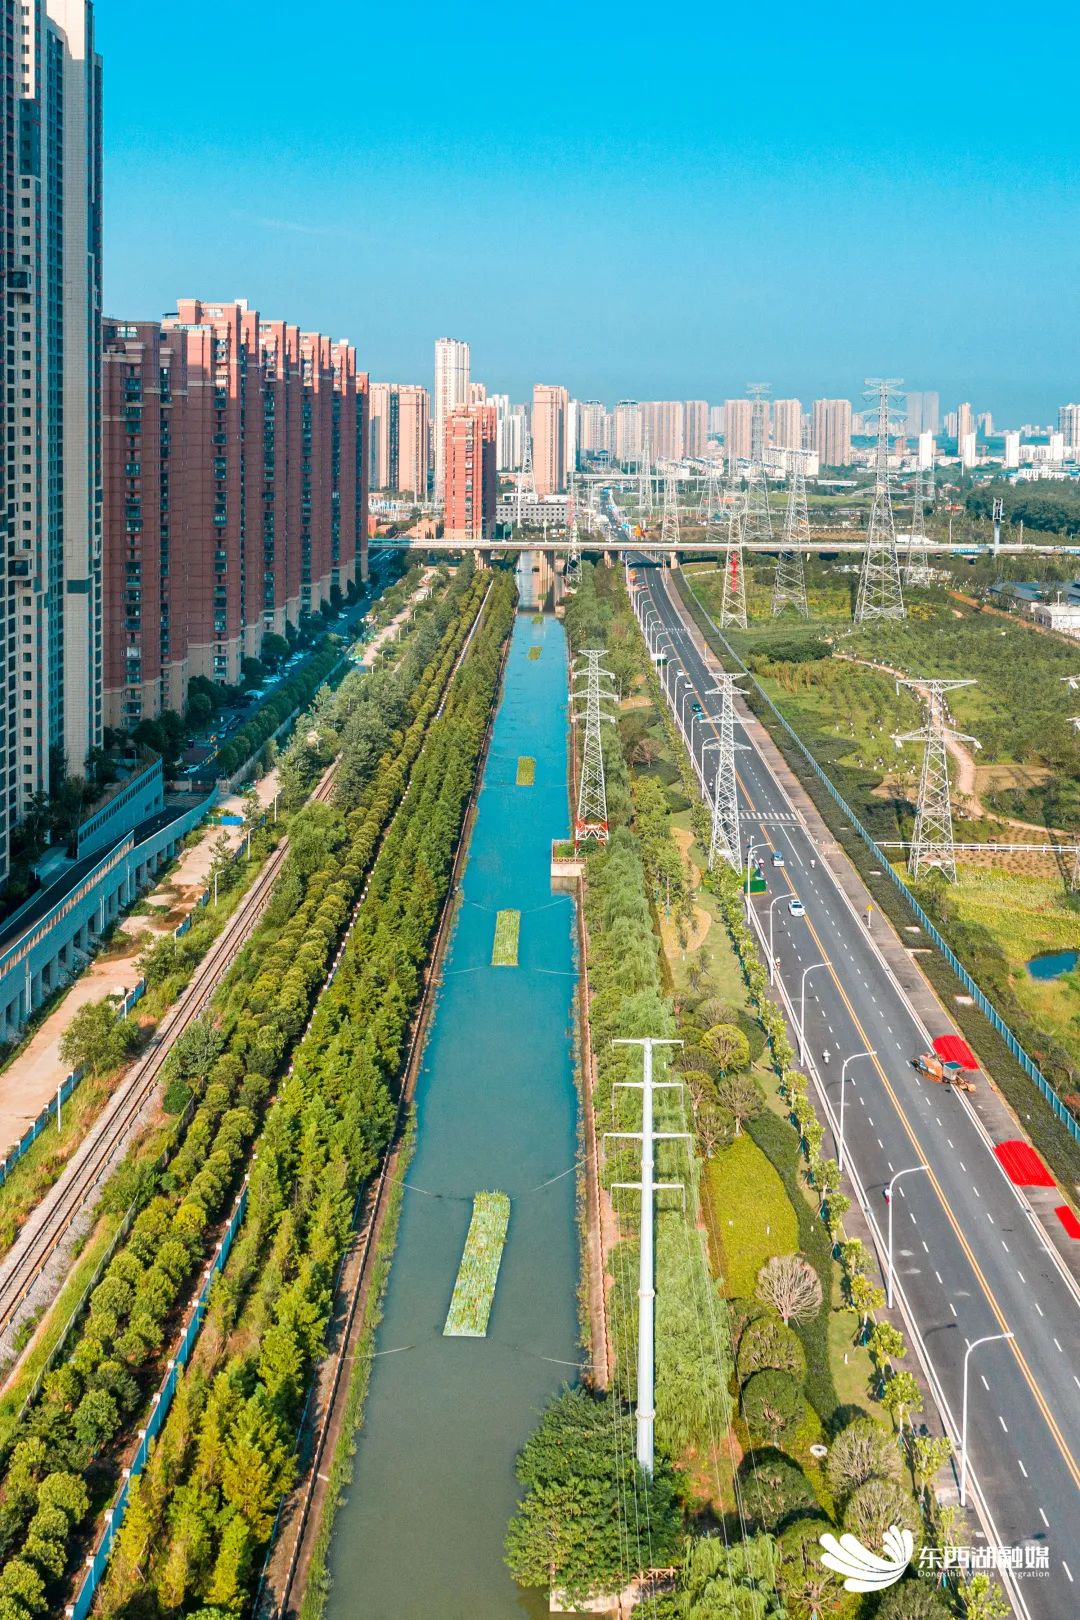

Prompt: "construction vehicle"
[914,1051,976,1092]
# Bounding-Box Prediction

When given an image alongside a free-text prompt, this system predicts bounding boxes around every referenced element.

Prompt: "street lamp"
[886,1164,929,1306]
[798,962,828,1062]
[960,1333,1014,1507]
[745,838,757,917]
[838,1049,875,1175]
[766,894,788,984]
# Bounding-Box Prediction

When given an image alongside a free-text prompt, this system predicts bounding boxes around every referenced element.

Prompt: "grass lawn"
[701,1132,799,1297]
[491,909,521,967]
[515,756,536,786]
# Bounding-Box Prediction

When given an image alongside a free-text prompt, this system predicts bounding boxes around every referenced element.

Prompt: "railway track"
[0,758,338,1348]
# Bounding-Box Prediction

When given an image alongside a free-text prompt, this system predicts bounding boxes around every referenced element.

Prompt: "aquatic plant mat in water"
[492,908,521,965]
[527,645,542,660]
[443,1191,511,1336]
[516,756,536,786]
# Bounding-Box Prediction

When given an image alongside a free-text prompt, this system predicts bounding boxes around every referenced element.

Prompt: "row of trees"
[95,570,516,1617]
[0,566,497,1619]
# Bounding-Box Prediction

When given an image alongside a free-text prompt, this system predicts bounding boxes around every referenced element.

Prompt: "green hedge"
[703,1132,799,1297]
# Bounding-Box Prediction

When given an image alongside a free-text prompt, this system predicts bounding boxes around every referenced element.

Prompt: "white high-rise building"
[565,398,580,477]
[1058,403,1080,450]
[579,400,610,457]
[811,398,852,469]
[1,0,103,885]
[724,399,753,472]
[434,337,470,501]
[917,430,935,470]
[708,404,724,435]
[771,398,803,452]
[1049,432,1065,464]
[1003,431,1020,470]
[956,402,974,447]
[959,431,977,468]
[614,399,642,465]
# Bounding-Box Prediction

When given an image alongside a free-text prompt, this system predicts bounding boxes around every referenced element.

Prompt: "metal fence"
[689,593,1080,1151]
[68,1180,249,1620]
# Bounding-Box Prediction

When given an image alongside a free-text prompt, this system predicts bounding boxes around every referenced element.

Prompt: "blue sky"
[98,1,1080,423]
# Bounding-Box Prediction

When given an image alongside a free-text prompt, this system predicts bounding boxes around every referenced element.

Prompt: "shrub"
[842,1477,920,1546]
[740,1369,803,1444]
[739,1450,819,1534]
[704,1133,798,1296]
[825,1417,901,1503]
[756,1254,823,1325]
[737,1315,806,1383]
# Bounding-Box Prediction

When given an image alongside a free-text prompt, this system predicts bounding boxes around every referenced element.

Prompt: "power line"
[855,378,906,622]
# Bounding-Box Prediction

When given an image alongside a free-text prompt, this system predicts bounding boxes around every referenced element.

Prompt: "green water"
[324,600,581,1618]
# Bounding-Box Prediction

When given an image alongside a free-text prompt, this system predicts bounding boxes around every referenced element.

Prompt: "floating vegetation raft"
[443,1191,511,1336]
[516,755,536,786]
[527,645,542,661]
[531,613,544,624]
[492,908,521,966]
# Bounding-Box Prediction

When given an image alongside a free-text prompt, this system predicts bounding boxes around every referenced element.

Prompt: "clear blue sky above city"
[99,0,1080,422]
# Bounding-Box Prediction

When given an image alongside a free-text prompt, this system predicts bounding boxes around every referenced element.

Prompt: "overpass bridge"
[373,534,1080,559]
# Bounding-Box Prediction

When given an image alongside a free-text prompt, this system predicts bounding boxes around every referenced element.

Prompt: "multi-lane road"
[628,553,1080,1620]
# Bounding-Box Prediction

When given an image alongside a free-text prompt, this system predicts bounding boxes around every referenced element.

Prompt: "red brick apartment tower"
[258,318,303,636]
[299,331,335,611]
[330,339,358,595]
[164,299,258,685]
[443,404,497,540]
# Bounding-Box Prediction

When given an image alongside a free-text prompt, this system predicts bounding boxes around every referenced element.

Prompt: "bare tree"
[714,1070,763,1136]
[755,1254,823,1325]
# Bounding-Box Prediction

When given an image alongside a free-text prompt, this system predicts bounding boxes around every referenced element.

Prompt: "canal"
[324,591,581,1617]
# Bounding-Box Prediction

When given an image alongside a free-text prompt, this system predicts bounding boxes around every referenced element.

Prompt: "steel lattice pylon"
[564,484,581,589]
[894,677,979,881]
[855,378,906,622]
[720,495,748,630]
[700,464,724,537]
[703,675,748,871]
[573,651,616,844]
[637,426,655,529]
[773,450,810,617]
[515,423,537,530]
[659,471,681,550]
[904,467,933,584]
[744,385,774,545]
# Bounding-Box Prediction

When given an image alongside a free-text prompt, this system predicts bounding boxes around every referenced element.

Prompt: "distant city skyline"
[97,1,1080,430]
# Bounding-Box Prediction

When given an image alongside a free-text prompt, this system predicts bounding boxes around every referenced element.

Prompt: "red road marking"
[995,1139,1056,1188]
[1054,1204,1080,1240]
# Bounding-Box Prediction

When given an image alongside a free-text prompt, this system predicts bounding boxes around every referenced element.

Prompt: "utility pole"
[894,678,980,881]
[744,383,774,545]
[855,378,906,622]
[607,1037,688,1475]
[772,449,810,617]
[992,495,1004,556]
[703,676,748,871]
[572,651,616,844]
[720,493,748,630]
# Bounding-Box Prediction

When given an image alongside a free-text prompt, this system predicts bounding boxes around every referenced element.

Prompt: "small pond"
[1026,949,1080,981]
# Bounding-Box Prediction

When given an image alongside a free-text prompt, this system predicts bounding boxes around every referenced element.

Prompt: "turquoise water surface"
[324,601,581,1618]
[1026,948,1079,980]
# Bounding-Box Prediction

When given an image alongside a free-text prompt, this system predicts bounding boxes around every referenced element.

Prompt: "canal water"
[324,592,580,1618]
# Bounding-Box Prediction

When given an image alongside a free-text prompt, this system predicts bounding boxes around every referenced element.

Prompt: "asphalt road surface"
[632,555,1080,1620]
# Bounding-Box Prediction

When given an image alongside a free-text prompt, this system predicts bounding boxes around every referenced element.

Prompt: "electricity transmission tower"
[515,424,537,530]
[702,676,748,871]
[855,378,906,623]
[659,471,681,551]
[772,450,810,617]
[744,384,774,544]
[572,651,616,844]
[894,678,979,881]
[904,467,933,585]
[637,426,655,530]
[565,480,581,590]
[720,495,748,630]
[607,1037,687,1474]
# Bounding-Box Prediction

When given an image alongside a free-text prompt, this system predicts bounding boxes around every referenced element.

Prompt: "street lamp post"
[745,838,757,920]
[767,894,787,985]
[960,1332,1014,1507]
[886,1164,930,1306]
[838,1050,876,1175]
[798,962,828,1062]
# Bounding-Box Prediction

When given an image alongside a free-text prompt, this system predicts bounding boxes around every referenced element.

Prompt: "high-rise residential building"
[565,398,580,477]
[396,386,430,499]
[468,381,487,407]
[811,398,853,469]
[533,384,569,494]
[922,391,940,434]
[1049,431,1065,464]
[579,400,610,457]
[771,398,803,451]
[684,400,708,459]
[103,299,367,728]
[917,430,935,470]
[1058,404,1080,448]
[495,404,525,471]
[642,401,685,463]
[434,337,470,502]
[708,404,724,435]
[1003,430,1020,469]
[614,399,642,465]
[956,402,974,446]
[443,404,496,540]
[959,431,977,468]
[905,390,940,437]
[0,0,103,884]
[724,399,754,472]
[369,382,429,496]
[976,411,993,436]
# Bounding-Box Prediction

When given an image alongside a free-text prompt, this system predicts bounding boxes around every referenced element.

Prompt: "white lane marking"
[1064,1561,1074,1583]
[1002,1241,1010,1253]
[949,1301,957,1318]
[1054,1338,1063,1352]
[1039,1508,1049,1528]
[1034,1302,1044,1316]
[959,1160,966,1172]
[980,1374,989,1391]
[987,1212,994,1224]
[922,1240,929,1252]
[935,1270,944,1284]
[998,1414,1008,1432]
[1018,1459,1028,1478]
[1017,1270,1026,1283]
[973,1186,981,1198]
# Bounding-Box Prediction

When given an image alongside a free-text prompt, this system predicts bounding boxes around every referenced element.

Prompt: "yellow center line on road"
[651,584,1080,1493]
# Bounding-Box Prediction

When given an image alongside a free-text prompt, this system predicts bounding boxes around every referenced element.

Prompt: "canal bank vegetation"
[0,565,510,1620]
[507,564,972,1620]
